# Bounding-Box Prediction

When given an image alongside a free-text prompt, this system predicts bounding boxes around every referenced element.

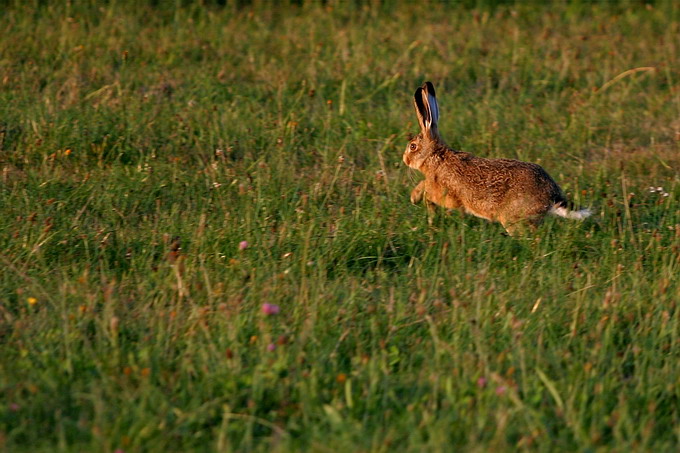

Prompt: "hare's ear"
[413,86,427,132]
[413,82,439,139]
[422,82,439,128]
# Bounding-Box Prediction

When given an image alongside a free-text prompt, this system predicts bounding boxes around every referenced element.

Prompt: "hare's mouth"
[403,151,422,170]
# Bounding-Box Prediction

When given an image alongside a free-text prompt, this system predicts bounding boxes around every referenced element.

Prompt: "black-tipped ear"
[413,82,439,138]
[423,81,436,98]
[413,86,429,133]
[421,82,439,131]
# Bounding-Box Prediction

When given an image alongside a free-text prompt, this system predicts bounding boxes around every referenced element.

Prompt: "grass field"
[1,1,680,451]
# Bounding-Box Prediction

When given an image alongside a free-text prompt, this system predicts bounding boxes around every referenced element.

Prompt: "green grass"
[1,1,680,451]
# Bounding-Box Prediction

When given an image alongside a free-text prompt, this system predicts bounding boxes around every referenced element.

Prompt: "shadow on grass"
[325,229,426,277]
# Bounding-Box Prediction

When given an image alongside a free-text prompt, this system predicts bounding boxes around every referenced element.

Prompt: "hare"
[404,81,590,235]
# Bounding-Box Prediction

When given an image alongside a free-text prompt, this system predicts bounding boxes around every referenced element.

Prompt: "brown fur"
[404,82,586,235]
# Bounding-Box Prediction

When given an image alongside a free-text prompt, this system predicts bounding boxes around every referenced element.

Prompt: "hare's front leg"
[411,181,437,211]
[411,181,438,226]
[410,181,426,204]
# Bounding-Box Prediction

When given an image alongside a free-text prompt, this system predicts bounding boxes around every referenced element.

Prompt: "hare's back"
[450,155,563,203]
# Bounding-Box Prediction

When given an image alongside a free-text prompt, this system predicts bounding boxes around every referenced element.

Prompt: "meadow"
[1,1,679,451]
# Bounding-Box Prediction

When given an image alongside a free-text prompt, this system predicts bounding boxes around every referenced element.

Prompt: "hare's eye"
[409,143,417,151]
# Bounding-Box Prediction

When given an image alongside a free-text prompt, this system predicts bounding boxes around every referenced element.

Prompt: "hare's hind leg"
[500,214,544,237]
[501,221,523,237]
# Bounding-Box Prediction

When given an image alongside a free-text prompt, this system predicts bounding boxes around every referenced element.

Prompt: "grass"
[1,1,680,451]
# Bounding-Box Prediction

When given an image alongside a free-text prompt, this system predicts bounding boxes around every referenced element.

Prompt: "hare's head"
[403,81,442,170]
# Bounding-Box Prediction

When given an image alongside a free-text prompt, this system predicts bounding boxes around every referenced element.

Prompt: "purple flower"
[267,343,276,352]
[261,303,280,316]
[9,403,20,412]
[495,385,507,396]
[239,241,248,251]
[476,377,487,389]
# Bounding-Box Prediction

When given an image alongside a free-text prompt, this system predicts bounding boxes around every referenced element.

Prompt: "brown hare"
[403,81,591,235]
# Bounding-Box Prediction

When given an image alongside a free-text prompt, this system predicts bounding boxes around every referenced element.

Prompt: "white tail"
[549,205,591,220]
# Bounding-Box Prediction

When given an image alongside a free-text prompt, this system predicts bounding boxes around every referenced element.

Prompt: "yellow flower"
[27,297,37,306]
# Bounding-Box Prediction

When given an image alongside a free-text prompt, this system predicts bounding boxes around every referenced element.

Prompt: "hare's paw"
[410,181,426,204]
